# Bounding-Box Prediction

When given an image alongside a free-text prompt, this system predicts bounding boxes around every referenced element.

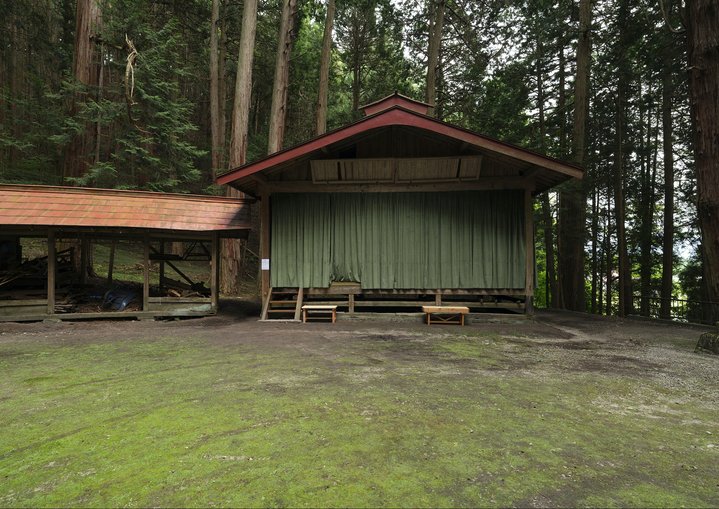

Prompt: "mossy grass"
[0,328,717,507]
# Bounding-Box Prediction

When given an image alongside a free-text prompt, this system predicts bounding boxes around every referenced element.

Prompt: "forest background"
[1,0,717,322]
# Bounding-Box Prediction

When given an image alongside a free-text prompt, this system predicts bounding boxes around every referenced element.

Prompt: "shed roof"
[0,185,251,235]
[216,94,583,195]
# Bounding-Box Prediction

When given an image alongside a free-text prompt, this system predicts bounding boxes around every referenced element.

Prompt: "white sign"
[261,258,270,271]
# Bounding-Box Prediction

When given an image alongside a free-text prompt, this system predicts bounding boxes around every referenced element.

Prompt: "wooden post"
[349,293,355,314]
[524,187,535,314]
[143,234,150,311]
[79,236,88,285]
[260,192,271,303]
[107,239,116,285]
[435,291,442,305]
[159,240,165,294]
[47,229,56,315]
[211,233,220,312]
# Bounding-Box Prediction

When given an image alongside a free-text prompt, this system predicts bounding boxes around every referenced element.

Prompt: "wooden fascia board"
[264,176,529,194]
[216,107,583,185]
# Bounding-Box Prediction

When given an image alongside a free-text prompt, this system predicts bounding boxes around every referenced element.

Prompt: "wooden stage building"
[216,94,583,319]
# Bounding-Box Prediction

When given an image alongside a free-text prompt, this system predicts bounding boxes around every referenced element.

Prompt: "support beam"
[260,193,271,303]
[265,177,529,194]
[47,229,56,315]
[143,234,150,311]
[210,232,219,312]
[79,236,88,285]
[107,240,116,285]
[159,240,165,294]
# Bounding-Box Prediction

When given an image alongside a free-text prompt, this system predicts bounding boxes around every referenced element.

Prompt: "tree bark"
[535,34,557,308]
[660,49,675,320]
[686,0,719,323]
[268,0,298,155]
[425,0,445,117]
[62,0,102,181]
[316,0,336,136]
[639,104,658,316]
[558,0,591,312]
[209,0,224,178]
[613,0,632,317]
[221,0,258,295]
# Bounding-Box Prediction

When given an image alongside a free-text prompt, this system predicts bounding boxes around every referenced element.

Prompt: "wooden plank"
[421,306,469,314]
[143,234,150,311]
[47,229,55,315]
[0,310,214,323]
[265,177,528,194]
[260,286,272,320]
[293,287,304,321]
[260,192,271,303]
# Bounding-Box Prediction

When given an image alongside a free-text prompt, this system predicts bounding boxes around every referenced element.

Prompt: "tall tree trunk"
[686,0,719,323]
[605,192,613,315]
[590,187,599,313]
[267,0,298,154]
[558,45,568,159]
[535,34,557,308]
[210,0,224,177]
[63,0,101,181]
[660,49,675,320]
[221,0,258,295]
[639,99,656,317]
[613,0,632,317]
[351,49,361,114]
[316,0,336,136]
[425,0,445,117]
[558,0,591,312]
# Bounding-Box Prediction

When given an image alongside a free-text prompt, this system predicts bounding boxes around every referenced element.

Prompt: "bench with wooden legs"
[421,305,469,325]
[301,305,338,323]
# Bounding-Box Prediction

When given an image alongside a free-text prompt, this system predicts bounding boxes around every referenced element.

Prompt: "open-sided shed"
[217,94,583,317]
[0,185,251,321]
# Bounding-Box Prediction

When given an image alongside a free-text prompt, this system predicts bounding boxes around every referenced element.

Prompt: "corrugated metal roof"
[0,185,251,233]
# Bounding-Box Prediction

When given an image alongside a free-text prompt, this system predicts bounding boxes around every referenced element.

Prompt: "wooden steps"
[261,287,303,320]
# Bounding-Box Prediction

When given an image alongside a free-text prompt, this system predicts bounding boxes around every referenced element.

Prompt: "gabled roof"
[360,92,432,116]
[0,185,251,235]
[216,96,583,194]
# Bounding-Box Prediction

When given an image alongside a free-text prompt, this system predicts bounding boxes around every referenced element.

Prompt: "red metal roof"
[216,102,583,187]
[360,92,432,116]
[0,185,251,234]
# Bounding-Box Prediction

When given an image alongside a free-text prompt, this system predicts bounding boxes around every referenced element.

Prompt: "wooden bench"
[301,305,338,323]
[422,305,469,325]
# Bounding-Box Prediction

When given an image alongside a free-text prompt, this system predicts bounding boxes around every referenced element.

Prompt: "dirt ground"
[1,304,717,507]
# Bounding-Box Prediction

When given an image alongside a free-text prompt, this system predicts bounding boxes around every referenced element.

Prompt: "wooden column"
[47,229,56,315]
[260,192,271,302]
[107,240,116,285]
[159,240,165,294]
[524,187,535,314]
[142,234,150,311]
[79,236,88,285]
[211,233,220,312]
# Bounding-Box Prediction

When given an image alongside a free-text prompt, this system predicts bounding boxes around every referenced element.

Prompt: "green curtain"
[270,191,526,289]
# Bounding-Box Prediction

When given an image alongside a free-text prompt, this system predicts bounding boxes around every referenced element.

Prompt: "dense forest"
[1,0,717,322]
